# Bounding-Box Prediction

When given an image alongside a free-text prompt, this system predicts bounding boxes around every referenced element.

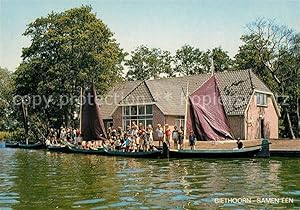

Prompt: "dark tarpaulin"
[187,76,234,140]
[81,85,107,141]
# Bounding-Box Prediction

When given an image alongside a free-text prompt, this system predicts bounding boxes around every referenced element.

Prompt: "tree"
[125,45,173,80]
[173,45,207,75]
[234,18,299,138]
[14,6,125,130]
[173,45,232,76]
[211,47,233,72]
[0,67,19,131]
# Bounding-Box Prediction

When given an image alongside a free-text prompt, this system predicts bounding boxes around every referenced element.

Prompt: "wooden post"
[183,81,189,149]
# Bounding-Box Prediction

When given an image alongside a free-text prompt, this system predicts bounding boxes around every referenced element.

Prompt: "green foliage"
[0,67,20,131]
[0,131,11,140]
[14,6,125,129]
[125,45,173,80]
[125,45,233,79]
[9,128,26,142]
[173,45,208,75]
[211,47,233,72]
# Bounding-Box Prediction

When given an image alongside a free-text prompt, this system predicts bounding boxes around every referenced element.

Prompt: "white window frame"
[122,105,153,129]
[256,92,268,107]
[175,116,185,128]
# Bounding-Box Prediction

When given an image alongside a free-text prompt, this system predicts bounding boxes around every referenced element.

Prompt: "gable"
[120,81,155,105]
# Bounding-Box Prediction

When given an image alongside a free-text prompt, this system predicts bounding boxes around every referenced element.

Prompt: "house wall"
[112,106,122,128]
[152,104,165,140]
[228,115,245,140]
[245,95,279,140]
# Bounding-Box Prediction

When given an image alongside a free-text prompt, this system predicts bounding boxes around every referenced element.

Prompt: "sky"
[0,0,300,71]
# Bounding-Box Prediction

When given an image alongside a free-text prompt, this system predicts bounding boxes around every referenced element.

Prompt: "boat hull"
[68,146,105,155]
[18,143,46,149]
[270,150,300,157]
[47,145,70,153]
[168,148,261,158]
[103,149,162,158]
[5,142,19,148]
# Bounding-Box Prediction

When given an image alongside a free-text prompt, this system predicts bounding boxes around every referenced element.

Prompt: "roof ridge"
[146,69,252,82]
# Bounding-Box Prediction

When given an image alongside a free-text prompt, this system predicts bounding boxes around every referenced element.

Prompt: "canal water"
[0,143,299,209]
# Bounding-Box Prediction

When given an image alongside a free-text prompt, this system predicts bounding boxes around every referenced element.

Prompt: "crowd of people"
[107,122,196,151]
[45,122,197,151]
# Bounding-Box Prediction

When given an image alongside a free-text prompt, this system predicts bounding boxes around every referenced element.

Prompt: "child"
[189,131,196,150]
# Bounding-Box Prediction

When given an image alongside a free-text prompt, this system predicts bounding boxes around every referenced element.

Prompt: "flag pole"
[183,81,189,149]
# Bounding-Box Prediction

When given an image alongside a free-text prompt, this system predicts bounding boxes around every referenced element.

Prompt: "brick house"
[99,69,279,140]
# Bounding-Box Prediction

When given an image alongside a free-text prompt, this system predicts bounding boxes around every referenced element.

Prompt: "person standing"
[172,126,179,149]
[156,124,164,148]
[165,124,171,147]
[189,130,196,150]
[178,126,184,150]
[146,124,154,151]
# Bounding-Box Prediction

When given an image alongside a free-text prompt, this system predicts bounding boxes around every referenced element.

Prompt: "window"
[138,105,145,115]
[175,116,185,128]
[131,106,137,115]
[256,93,268,106]
[124,106,130,115]
[123,105,153,130]
[146,105,152,115]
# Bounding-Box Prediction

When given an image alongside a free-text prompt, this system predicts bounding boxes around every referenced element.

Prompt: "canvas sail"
[81,85,107,141]
[187,76,233,140]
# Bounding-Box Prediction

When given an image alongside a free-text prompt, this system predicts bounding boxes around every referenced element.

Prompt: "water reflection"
[0,144,299,209]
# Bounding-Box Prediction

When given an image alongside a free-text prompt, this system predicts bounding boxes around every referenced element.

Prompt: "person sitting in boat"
[45,138,51,146]
[237,138,244,149]
[76,134,83,146]
[189,130,196,150]
[114,138,122,151]
[81,140,86,149]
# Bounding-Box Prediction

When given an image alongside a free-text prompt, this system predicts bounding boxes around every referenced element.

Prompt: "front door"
[260,119,265,139]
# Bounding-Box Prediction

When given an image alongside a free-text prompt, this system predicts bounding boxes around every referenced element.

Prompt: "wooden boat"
[18,142,46,149]
[103,149,162,158]
[270,149,300,157]
[47,145,70,153]
[5,141,19,148]
[67,145,105,155]
[168,147,261,158]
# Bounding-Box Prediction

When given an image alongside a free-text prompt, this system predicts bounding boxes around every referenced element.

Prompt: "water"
[0,143,299,209]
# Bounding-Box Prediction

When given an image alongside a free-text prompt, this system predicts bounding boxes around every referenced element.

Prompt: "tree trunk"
[286,111,296,139]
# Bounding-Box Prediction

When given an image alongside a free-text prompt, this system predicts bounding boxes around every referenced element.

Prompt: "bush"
[0,131,11,140]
